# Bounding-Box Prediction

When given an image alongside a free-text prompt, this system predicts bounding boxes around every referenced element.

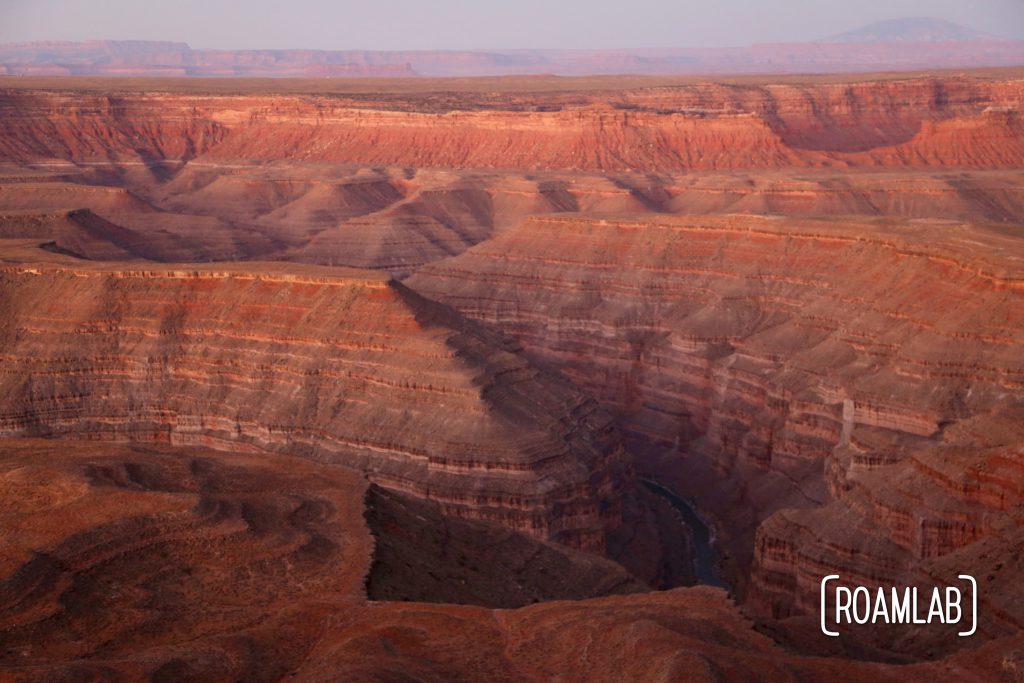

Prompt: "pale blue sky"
[1,0,1021,50]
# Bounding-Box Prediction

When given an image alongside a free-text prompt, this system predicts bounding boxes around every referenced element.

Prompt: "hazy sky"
[1,0,1021,50]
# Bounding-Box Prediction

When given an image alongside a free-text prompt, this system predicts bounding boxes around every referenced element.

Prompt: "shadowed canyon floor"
[0,71,1023,680]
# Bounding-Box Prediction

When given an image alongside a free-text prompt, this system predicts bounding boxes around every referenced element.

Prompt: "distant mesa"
[1,20,1023,78]
[0,41,420,78]
[825,17,1003,44]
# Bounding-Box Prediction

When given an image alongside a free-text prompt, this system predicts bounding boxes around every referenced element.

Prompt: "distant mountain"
[0,40,419,77]
[826,17,1002,43]
[1,26,1023,79]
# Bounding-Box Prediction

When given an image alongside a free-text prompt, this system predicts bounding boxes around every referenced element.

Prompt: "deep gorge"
[1,71,1022,677]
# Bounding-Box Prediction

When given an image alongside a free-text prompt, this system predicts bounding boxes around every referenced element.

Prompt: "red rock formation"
[3,438,1023,681]
[0,73,1021,274]
[852,108,1024,167]
[1,74,1021,170]
[1,71,1023,669]
[750,407,1024,656]
[0,254,632,551]
[364,485,650,606]
[6,165,1023,273]
[0,438,373,676]
[407,212,1024,654]
[657,170,1024,222]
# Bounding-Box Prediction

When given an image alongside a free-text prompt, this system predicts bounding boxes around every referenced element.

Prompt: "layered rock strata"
[1,75,1022,171]
[751,408,1024,657]
[4,165,1023,274]
[407,213,1024,652]
[0,255,630,550]
[0,73,1020,276]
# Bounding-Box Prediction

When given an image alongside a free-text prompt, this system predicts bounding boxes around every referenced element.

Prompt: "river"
[641,478,730,590]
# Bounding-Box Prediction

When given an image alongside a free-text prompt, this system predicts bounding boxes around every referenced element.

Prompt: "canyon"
[0,257,638,552]
[0,69,1022,679]
[1,438,1022,681]
[408,212,1024,656]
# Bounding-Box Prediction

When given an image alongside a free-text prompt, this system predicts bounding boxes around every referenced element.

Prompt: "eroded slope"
[0,438,372,678]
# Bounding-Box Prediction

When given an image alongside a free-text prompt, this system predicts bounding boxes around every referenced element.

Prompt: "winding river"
[641,478,730,590]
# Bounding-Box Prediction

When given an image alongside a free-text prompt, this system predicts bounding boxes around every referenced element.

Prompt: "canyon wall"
[1,75,1022,170]
[751,407,1024,655]
[364,485,649,607]
[1,75,1021,277]
[407,213,1024,647]
[0,258,632,550]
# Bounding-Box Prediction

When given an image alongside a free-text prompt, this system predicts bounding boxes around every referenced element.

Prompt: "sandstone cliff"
[0,256,631,550]
[407,212,1024,654]
[1,75,1022,170]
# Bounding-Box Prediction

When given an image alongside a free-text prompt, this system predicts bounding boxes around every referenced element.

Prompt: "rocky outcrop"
[750,408,1024,657]
[0,256,631,550]
[0,91,227,164]
[0,438,374,677]
[851,108,1024,167]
